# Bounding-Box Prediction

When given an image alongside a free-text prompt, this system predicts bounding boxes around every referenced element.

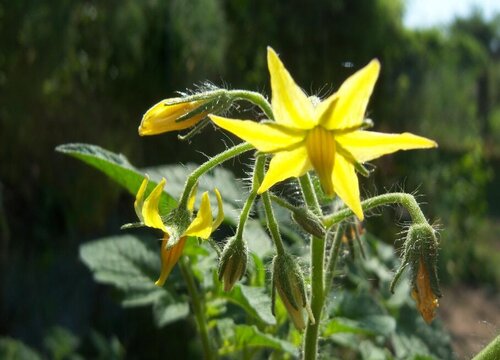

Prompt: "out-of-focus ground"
[441,286,500,359]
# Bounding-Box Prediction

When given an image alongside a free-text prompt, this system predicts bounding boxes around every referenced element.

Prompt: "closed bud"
[218,236,248,292]
[391,223,441,324]
[291,209,325,238]
[272,253,314,331]
[139,87,231,136]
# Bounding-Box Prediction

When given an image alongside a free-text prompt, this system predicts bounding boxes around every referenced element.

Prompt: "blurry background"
[0,0,499,358]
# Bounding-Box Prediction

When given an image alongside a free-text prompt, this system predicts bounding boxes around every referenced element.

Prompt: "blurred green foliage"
[1,0,499,358]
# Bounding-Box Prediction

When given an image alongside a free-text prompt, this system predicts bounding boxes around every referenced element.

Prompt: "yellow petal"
[324,59,380,130]
[332,154,364,220]
[139,99,206,135]
[210,115,304,152]
[155,235,187,287]
[258,146,312,193]
[134,176,149,221]
[212,189,224,230]
[306,126,336,196]
[142,178,167,232]
[185,191,213,239]
[267,47,316,129]
[316,93,339,128]
[187,182,198,212]
[337,130,438,163]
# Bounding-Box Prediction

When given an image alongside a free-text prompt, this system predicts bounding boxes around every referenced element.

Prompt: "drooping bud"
[272,253,314,331]
[391,223,441,324]
[291,208,326,238]
[218,236,248,292]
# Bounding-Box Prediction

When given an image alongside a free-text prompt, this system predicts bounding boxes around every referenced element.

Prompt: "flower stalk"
[178,256,216,360]
[178,142,253,208]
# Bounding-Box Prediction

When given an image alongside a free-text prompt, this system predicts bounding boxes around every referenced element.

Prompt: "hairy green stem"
[323,192,427,228]
[299,174,324,360]
[179,256,215,360]
[298,174,321,215]
[269,194,301,213]
[235,156,265,240]
[229,90,274,120]
[179,142,253,207]
[324,224,345,295]
[256,156,285,255]
[472,335,500,360]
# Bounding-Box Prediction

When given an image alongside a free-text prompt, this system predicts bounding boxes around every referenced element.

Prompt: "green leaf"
[43,326,81,360]
[359,340,392,360]
[153,301,190,327]
[249,252,266,287]
[79,234,188,326]
[217,321,297,357]
[223,284,276,325]
[56,143,176,212]
[244,219,273,258]
[324,315,396,337]
[0,337,42,360]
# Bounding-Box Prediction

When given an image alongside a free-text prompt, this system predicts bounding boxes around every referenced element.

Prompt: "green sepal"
[218,236,248,292]
[291,209,326,238]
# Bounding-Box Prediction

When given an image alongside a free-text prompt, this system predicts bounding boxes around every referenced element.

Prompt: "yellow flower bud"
[139,98,211,136]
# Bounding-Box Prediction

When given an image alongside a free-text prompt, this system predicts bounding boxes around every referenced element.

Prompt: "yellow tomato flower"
[210,47,437,220]
[411,257,439,324]
[135,177,224,286]
[139,98,211,135]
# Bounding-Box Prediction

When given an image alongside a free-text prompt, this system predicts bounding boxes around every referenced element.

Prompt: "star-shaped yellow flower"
[210,47,437,220]
[135,177,224,286]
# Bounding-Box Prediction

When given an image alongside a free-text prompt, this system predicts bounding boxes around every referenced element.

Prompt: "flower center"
[306,126,335,196]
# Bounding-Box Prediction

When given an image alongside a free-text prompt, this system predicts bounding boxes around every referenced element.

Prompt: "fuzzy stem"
[235,156,265,240]
[179,256,216,360]
[255,156,285,255]
[298,174,321,215]
[299,174,324,360]
[269,194,302,213]
[472,335,500,360]
[323,192,428,228]
[229,90,274,120]
[179,142,253,208]
[324,224,345,295]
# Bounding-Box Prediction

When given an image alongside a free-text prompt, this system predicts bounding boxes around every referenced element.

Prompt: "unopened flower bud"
[139,88,230,136]
[272,253,314,331]
[391,223,441,324]
[218,236,248,292]
[291,209,325,238]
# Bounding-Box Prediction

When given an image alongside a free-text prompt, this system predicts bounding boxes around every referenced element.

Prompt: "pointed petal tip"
[154,279,165,287]
[370,58,381,68]
[267,46,277,57]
